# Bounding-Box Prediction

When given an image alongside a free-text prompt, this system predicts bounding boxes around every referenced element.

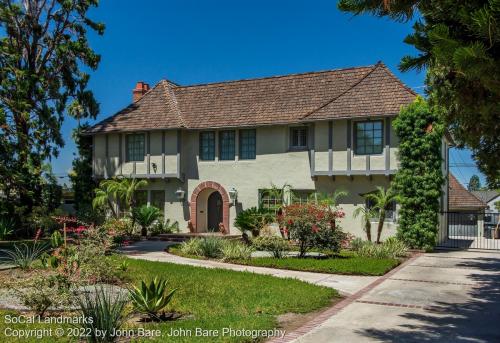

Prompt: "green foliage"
[179,239,203,256]
[220,241,254,261]
[129,277,176,320]
[198,237,225,258]
[93,178,148,218]
[495,200,500,212]
[149,218,179,236]
[77,286,128,343]
[117,260,129,272]
[132,205,162,236]
[0,0,104,225]
[306,189,348,206]
[393,98,444,249]
[364,186,398,244]
[468,175,481,191]
[70,124,97,213]
[0,218,14,240]
[352,238,408,259]
[234,207,275,237]
[338,0,500,188]
[0,242,49,269]
[50,231,63,248]
[252,236,290,258]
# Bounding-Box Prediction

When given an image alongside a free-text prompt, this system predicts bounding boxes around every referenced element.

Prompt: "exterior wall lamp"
[228,187,238,205]
[175,188,185,201]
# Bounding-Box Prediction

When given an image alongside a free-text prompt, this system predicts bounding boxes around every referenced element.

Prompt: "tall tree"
[364,186,398,244]
[468,174,482,191]
[338,0,500,188]
[0,0,104,221]
[69,124,96,213]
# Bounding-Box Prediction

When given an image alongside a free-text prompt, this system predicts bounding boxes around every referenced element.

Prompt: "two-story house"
[86,62,443,239]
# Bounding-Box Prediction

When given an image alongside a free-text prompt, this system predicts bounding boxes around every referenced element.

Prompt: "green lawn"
[169,246,400,276]
[0,256,338,342]
[233,252,400,276]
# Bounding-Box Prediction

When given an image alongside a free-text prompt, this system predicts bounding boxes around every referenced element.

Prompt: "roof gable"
[449,174,487,210]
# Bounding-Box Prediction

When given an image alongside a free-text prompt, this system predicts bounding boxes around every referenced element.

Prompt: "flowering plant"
[278,203,347,257]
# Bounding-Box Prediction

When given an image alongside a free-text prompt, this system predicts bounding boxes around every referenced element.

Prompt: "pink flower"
[311,225,319,233]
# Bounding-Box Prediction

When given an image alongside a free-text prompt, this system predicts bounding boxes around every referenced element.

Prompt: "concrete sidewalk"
[292,250,500,343]
[120,240,377,295]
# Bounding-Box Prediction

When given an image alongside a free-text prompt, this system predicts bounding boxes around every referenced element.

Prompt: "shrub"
[77,286,128,343]
[132,205,162,236]
[103,217,135,237]
[0,242,49,269]
[14,274,74,317]
[179,239,202,256]
[129,277,176,320]
[278,203,346,257]
[50,230,64,248]
[220,241,254,261]
[149,218,179,236]
[353,237,408,259]
[252,236,290,258]
[198,237,225,258]
[234,207,275,237]
[350,237,365,251]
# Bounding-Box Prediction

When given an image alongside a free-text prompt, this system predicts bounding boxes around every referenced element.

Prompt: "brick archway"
[190,181,230,233]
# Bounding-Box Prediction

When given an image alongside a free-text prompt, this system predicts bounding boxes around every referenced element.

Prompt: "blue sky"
[51,0,485,188]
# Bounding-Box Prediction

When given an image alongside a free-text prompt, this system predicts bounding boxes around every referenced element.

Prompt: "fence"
[437,211,500,250]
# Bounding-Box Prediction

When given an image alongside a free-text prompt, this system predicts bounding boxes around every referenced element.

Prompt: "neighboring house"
[85,62,449,238]
[472,190,500,213]
[448,173,487,237]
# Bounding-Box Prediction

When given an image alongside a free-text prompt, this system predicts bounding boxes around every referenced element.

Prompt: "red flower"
[311,225,319,233]
[288,219,294,225]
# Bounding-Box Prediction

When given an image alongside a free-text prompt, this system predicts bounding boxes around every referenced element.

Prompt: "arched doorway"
[207,191,223,232]
[190,181,230,233]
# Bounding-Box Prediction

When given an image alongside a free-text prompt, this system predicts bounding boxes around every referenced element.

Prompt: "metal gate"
[437,211,500,250]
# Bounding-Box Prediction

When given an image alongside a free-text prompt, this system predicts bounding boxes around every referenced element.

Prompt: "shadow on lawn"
[355,256,500,342]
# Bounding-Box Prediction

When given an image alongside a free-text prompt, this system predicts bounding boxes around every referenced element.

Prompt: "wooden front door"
[207,191,223,232]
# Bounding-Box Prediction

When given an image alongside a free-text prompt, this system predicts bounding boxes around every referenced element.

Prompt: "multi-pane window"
[199,131,215,161]
[151,190,165,214]
[291,190,314,204]
[355,121,383,155]
[219,130,235,160]
[126,134,145,162]
[239,129,256,160]
[290,127,308,150]
[259,189,283,213]
[366,198,396,221]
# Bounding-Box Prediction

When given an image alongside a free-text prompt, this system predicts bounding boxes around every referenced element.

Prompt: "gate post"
[478,213,484,238]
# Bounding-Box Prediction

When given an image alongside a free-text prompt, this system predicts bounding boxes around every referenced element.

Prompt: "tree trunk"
[365,219,372,242]
[376,210,385,244]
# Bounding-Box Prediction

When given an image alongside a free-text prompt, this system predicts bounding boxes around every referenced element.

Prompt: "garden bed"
[168,245,401,276]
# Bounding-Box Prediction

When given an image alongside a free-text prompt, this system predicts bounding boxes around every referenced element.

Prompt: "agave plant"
[129,277,176,320]
[132,205,162,236]
[0,242,49,270]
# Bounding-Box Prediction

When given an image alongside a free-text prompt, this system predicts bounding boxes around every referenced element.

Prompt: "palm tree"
[365,186,398,244]
[133,205,162,236]
[92,177,148,218]
[353,206,376,242]
[92,180,119,218]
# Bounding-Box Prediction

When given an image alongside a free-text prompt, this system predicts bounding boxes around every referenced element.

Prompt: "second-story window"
[219,130,235,160]
[290,127,308,150]
[199,131,215,161]
[239,129,256,159]
[355,121,383,155]
[126,133,145,162]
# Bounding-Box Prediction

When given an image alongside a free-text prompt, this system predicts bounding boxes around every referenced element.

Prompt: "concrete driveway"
[294,250,500,343]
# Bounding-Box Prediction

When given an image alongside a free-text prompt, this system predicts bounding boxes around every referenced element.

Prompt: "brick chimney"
[132,81,150,102]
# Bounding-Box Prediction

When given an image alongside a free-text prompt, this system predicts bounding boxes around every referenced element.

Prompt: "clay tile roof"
[449,174,487,210]
[86,62,416,134]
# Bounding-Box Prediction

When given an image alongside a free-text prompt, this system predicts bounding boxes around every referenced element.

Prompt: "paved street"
[294,250,500,343]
